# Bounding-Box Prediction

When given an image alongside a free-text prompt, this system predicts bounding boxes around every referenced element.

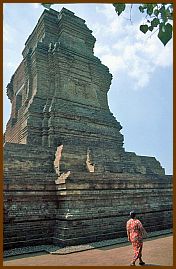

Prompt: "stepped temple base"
[4,142,172,250]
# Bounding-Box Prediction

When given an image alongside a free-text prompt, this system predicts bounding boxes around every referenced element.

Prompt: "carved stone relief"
[54,145,71,184]
[63,78,99,107]
[54,144,63,176]
[86,148,95,173]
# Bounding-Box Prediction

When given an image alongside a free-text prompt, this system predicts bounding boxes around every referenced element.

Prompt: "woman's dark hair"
[130,211,136,219]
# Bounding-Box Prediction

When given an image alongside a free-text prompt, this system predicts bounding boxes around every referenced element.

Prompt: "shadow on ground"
[4,251,47,261]
[142,264,161,266]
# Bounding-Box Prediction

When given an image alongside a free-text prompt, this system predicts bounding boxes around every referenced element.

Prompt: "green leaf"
[113,3,126,16]
[161,10,168,23]
[166,7,173,20]
[142,4,148,9]
[139,5,144,13]
[41,3,52,9]
[159,5,168,23]
[158,23,172,46]
[151,18,160,27]
[168,12,173,20]
[154,9,159,16]
[147,4,154,16]
[140,24,149,34]
[149,25,154,32]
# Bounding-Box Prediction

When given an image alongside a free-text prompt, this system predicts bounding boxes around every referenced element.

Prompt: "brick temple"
[4,8,172,250]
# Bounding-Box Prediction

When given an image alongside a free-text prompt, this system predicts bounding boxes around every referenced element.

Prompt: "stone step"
[56,180,172,190]
[68,172,172,181]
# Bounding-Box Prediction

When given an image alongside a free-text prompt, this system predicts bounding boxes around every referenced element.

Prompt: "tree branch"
[146,27,159,40]
[129,4,133,24]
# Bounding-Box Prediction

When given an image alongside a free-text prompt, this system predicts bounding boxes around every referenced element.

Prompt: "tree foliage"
[113,3,173,46]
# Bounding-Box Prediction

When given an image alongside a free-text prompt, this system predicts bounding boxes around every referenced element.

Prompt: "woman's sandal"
[130,262,136,266]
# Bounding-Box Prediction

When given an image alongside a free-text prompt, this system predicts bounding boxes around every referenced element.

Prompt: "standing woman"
[126,211,147,266]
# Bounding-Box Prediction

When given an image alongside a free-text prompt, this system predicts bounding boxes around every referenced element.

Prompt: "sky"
[3,3,173,175]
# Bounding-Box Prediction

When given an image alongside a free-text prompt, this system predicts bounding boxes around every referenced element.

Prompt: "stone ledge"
[3,229,172,257]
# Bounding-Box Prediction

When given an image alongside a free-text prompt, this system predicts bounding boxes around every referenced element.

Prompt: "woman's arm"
[142,226,147,238]
[127,230,131,241]
[126,222,131,241]
[139,221,147,238]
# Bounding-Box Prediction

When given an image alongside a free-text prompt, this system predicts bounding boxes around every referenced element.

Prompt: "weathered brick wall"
[53,172,172,246]
[5,60,27,144]
[3,143,172,249]
[22,9,59,58]
[13,61,25,96]
[3,143,58,249]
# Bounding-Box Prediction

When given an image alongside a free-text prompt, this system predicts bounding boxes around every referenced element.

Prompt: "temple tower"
[4,8,172,249]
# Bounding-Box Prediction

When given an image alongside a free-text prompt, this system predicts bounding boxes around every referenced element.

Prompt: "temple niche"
[4,8,172,250]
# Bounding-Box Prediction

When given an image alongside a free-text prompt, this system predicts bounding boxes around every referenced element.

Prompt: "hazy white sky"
[3,3,173,174]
